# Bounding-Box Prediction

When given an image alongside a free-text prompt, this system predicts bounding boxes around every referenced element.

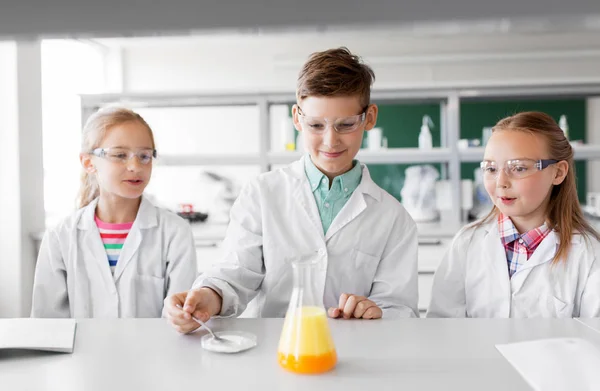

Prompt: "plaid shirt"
[498,213,551,278]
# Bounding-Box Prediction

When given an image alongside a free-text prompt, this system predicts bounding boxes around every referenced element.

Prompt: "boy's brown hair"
[296,47,375,107]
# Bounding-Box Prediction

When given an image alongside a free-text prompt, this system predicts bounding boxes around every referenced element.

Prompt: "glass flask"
[277,254,337,374]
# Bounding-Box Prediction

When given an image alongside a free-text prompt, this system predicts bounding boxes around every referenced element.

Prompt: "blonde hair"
[473,111,600,263]
[77,107,155,209]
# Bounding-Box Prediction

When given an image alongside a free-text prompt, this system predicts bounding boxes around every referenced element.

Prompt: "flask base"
[278,351,337,374]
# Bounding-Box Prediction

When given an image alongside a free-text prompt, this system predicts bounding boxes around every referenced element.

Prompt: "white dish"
[201,331,257,354]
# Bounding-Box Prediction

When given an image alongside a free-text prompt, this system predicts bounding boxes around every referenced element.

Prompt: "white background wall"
[136,106,262,215]
[116,30,600,93]
[41,40,109,226]
[0,42,21,317]
[0,41,45,317]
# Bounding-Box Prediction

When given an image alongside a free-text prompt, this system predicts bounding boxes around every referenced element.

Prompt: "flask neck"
[290,258,322,309]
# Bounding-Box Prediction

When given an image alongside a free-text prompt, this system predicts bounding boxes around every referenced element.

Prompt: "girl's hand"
[327,293,382,319]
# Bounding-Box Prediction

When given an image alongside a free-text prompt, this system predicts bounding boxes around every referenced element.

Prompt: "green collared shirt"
[304,155,363,234]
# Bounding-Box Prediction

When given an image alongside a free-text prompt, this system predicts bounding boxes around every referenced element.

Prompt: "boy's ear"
[552,160,569,185]
[364,104,378,131]
[291,104,302,132]
[80,153,96,173]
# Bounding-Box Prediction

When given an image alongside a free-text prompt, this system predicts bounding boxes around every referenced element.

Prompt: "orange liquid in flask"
[278,306,337,374]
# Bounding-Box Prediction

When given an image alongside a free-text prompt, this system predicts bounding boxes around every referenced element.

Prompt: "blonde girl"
[32,107,197,318]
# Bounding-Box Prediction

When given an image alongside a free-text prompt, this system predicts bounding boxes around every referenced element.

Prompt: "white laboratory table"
[2,318,600,391]
[577,318,600,333]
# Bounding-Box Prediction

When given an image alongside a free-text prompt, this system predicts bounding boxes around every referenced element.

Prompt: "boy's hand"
[164,288,223,334]
[327,293,382,319]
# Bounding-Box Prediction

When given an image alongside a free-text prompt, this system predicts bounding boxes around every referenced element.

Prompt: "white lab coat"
[427,219,600,318]
[31,196,197,318]
[194,156,418,318]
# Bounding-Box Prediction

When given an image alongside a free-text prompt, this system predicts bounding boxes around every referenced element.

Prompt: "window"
[41,39,105,227]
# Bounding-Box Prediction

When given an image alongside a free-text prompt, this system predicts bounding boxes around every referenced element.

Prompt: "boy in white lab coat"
[166,47,419,332]
[31,107,197,318]
[427,111,600,318]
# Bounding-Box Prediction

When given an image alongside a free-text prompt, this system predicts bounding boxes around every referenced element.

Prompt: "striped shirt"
[95,215,134,275]
[498,213,550,278]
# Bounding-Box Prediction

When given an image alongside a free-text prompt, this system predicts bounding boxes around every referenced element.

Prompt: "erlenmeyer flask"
[277,253,337,374]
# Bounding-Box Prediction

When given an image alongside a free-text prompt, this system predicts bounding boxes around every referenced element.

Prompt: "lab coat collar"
[291,156,383,241]
[77,195,158,231]
[77,196,157,283]
[290,157,325,238]
[292,155,382,202]
[325,167,382,240]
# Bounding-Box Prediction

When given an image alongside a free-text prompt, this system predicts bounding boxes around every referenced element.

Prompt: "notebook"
[0,318,77,353]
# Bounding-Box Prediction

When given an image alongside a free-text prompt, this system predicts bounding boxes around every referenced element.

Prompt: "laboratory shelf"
[459,147,485,162]
[573,144,600,160]
[157,153,261,166]
[79,92,265,108]
[459,144,600,162]
[81,83,600,232]
[267,151,303,165]
[359,148,453,164]
[268,148,452,166]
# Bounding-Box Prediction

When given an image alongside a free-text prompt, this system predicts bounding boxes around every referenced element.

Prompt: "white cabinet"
[417,238,451,314]
[418,238,450,273]
[418,274,434,316]
[191,223,228,273]
[195,239,224,274]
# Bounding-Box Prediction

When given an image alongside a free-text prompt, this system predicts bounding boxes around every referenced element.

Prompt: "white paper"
[0,318,77,353]
[496,338,600,391]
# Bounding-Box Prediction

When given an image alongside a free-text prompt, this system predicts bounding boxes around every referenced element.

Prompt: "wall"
[41,40,109,227]
[0,42,21,317]
[0,41,45,317]
[118,31,600,93]
[1,1,600,37]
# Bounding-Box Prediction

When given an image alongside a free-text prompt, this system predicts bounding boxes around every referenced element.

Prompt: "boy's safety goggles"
[296,105,369,134]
